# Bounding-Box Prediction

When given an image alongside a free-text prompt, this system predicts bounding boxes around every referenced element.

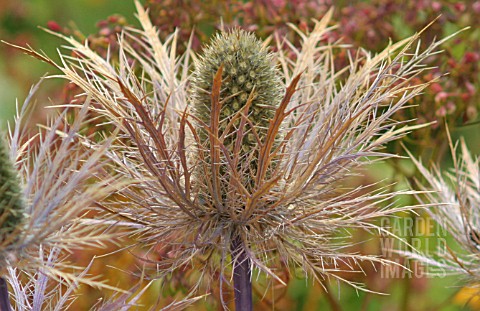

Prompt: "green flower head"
[191,29,283,152]
[0,136,24,242]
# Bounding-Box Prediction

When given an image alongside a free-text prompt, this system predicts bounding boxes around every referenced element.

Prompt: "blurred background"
[0,0,137,126]
[0,0,479,310]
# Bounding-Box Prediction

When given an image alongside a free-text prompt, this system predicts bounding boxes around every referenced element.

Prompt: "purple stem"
[231,236,253,311]
[0,277,11,311]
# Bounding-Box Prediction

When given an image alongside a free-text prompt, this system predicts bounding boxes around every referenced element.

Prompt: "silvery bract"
[407,138,480,283]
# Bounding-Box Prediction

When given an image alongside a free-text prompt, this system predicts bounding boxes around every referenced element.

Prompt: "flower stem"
[231,236,253,311]
[0,277,11,311]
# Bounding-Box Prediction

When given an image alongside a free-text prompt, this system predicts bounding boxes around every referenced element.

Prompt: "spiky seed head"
[190,29,283,152]
[0,136,25,242]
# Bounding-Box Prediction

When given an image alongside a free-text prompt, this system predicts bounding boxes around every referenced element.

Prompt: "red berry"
[431,2,442,11]
[464,52,479,64]
[430,83,443,93]
[108,15,119,23]
[47,21,62,32]
[454,2,466,12]
[473,1,480,13]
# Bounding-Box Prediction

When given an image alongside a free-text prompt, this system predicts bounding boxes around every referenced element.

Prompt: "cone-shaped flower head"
[191,29,282,163]
[191,29,283,200]
[0,137,24,244]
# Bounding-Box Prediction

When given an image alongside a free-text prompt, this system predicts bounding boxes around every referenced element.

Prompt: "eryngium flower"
[0,81,121,309]
[0,135,25,244]
[407,138,480,282]
[190,29,283,223]
[16,2,452,305]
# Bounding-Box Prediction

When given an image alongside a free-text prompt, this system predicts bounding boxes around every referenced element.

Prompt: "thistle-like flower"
[13,2,453,308]
[0,136,25,247]
[407,137,480,283]
[0,81,121,310]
